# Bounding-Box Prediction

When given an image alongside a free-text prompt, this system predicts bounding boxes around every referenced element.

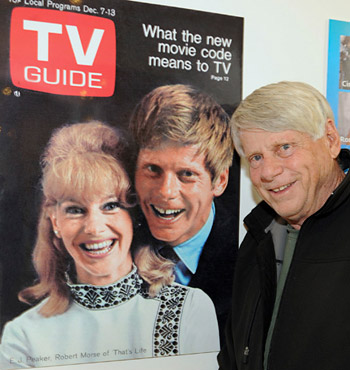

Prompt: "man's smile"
[150,204,185,220]
[269,181,295,193]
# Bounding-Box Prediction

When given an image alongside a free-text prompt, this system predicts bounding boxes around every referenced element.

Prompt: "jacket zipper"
[243,293,261,364]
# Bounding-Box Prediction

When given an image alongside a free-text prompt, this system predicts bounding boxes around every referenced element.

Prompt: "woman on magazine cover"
[0,121,219,369]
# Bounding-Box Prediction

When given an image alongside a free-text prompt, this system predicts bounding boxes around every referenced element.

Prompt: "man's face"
[240,123,342,229]
[135,143,228,246]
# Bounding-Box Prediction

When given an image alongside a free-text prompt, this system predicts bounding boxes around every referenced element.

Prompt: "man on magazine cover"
[129,84,238,344]
[218,81,350,370]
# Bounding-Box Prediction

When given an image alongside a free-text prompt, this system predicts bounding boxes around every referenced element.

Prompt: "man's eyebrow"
[244,149,260,158]
[272,140,297,149]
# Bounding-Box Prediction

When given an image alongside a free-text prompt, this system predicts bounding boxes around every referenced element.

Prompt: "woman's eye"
[65,206,84,215]
[103,201,120,211]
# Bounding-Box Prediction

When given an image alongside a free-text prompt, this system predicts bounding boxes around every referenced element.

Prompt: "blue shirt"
[173,202,215,285]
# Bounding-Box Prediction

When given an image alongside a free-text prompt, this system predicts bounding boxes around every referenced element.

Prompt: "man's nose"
[260,155,283,182]
[158,172,179,200]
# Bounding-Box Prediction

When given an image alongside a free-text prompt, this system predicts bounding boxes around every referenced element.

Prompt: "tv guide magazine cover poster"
[327,19,350,147]
[0,0,242,367]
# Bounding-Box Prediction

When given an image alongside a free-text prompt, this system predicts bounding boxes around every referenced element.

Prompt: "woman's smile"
[79,239,118,257]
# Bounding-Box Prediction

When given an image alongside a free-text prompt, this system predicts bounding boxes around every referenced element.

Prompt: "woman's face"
[50,189,133,286]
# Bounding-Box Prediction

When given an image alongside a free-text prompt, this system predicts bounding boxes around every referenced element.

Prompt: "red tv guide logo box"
[10,8,116,97]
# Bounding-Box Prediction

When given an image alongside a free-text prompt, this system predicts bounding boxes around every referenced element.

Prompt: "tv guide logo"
[10,8,116,96]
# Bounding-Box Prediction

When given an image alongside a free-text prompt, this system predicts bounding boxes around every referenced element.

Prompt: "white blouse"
[0,266,219,368]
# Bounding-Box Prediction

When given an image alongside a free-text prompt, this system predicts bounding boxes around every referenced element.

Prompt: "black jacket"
[133,198,238,345]
[218,152,350,370]
[190,198,238,345]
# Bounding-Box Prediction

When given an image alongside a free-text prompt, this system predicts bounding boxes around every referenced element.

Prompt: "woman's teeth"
[81,240,117,255]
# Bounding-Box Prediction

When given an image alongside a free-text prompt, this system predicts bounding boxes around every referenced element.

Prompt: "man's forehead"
[144,138,199,150]
[137,142,206,167]
[240,129,310,144]
[139,142,201,156]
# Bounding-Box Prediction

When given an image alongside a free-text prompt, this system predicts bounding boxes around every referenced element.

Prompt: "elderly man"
[129,84,238,342]
[218,81,350,370]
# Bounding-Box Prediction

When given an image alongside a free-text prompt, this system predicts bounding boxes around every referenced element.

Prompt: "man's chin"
[149,228,182,246]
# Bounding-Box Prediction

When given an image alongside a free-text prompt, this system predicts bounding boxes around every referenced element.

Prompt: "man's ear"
[325,119,341,159]
[212,168,229,197]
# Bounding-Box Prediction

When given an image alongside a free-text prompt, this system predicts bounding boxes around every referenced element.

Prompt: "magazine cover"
[327,19,350,146]
[0,0,243,368]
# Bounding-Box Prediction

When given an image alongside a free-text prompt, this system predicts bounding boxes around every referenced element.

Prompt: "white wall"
[40,1,350,369]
